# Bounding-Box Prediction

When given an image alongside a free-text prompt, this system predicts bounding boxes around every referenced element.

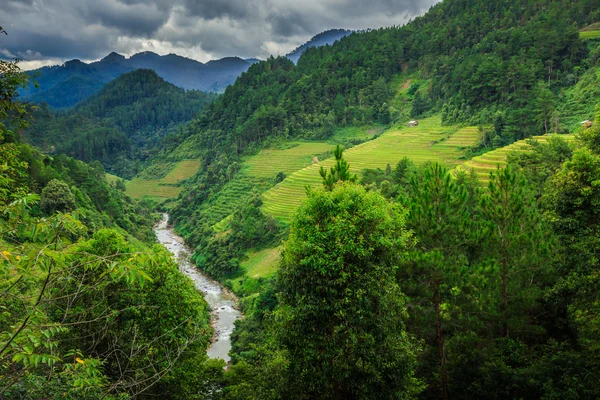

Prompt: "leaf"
[75,357,85,364]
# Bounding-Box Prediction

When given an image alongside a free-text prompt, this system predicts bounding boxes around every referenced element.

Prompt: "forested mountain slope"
[20,51,250,108]
[24,69,217,178]
[286,29,352,63]
[0,56,227,398]
[167,0,600,274]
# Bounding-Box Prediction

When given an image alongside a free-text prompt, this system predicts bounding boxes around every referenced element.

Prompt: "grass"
[125,180,184,199]
[456,134,576,184]
[329,125,385,143]
[261,117,480,222]
[229,247,282,292]
[125,159,200,200]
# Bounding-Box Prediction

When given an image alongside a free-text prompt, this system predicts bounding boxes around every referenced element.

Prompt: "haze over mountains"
[19,30,351,109]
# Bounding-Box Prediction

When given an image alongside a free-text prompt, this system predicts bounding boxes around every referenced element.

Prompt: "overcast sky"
[1,0,439,70]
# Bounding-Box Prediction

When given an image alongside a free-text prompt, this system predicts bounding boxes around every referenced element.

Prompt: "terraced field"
[580,30,600,40]
[456,134,576,184]
[580,23,600,40]
[161,160,202,184]
[203,174,274,229]
[125,159,201,200]
[262,117,479,222]
[244,142,333,178]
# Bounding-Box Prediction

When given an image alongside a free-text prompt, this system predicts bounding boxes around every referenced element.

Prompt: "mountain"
[24,69,217,178]
[286,29,352,63]
[20,51,251,108]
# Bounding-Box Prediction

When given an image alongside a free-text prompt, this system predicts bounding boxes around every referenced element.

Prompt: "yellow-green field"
[241,247,281,278]
[161,160,202,184]
[456,134,576,184]
[580,30,600,40]
[261,117,479,222]
[125,159,201,200]
[229,247,282,291]
[244,142,333,178]
[580,23,600,40]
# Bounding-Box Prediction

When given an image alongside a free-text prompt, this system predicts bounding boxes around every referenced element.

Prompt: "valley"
[4,0,600,398]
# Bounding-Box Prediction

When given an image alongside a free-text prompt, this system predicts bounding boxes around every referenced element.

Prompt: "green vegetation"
[24,69,216,178]
[457,134,576,184]
[262,117,478,222]
[8,0,600,397]
[244,141,333,178]
[0,52,223,399]
[275,183,421,399]
[580,30,600,39]
[123,159,201,201]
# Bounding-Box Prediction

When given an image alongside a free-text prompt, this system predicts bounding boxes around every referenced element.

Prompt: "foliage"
[40,178,76,214]
[318,145,356,190]
[24,69,217,178]
[276,183,422,399]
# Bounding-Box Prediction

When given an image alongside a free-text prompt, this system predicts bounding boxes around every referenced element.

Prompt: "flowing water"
[154,214,241,362]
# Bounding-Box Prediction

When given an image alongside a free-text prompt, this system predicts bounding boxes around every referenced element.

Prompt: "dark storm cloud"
[75,1,172,37]
[183,0,258,20]
[0,0,439,69]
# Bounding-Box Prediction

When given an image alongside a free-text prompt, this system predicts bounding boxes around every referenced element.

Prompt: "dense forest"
[4,0,600,398]
[23,69,217,178]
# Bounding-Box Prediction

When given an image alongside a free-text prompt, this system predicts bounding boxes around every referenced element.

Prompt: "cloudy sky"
[1,0,439,70]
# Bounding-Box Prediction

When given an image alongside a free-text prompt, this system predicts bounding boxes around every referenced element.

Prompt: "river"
[154,214,241,362]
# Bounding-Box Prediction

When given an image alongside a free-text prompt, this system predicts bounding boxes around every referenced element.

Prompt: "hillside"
[6,0,600,397]
[286,29,352,63]
[167,0,600,272]
[20,52,250,108]
[24,69,217,178]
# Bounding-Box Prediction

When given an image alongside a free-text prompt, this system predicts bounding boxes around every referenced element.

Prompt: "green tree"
[319,145,356,191]
[404,163,471,400]
[480,166,550,338]
[40,179,77,214]
[277,183,422,400]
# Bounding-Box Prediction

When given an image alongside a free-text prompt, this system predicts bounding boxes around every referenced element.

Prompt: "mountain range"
[19,52,250,108]
[19,29,350,109]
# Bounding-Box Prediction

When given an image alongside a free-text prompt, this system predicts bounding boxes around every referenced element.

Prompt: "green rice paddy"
[261,117,479,222]
[580,30,600,40]
[456,134,576,184]
[124,159,201,200]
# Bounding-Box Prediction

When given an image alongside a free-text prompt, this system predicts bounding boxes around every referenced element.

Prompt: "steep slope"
[286,29,352,63]
[164,0,600,285]
[24,69,217,178]
[20,52,251,108]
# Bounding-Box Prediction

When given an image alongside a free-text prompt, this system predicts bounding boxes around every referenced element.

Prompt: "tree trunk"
[434,281,449,400]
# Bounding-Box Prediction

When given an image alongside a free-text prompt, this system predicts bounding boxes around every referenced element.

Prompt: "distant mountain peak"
[101,52,126,62]
[286,29,352,63]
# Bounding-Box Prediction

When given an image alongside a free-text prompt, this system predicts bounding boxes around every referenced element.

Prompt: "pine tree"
[480,166,550,338]
[319,145,356,190]
[404,163,471,400]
